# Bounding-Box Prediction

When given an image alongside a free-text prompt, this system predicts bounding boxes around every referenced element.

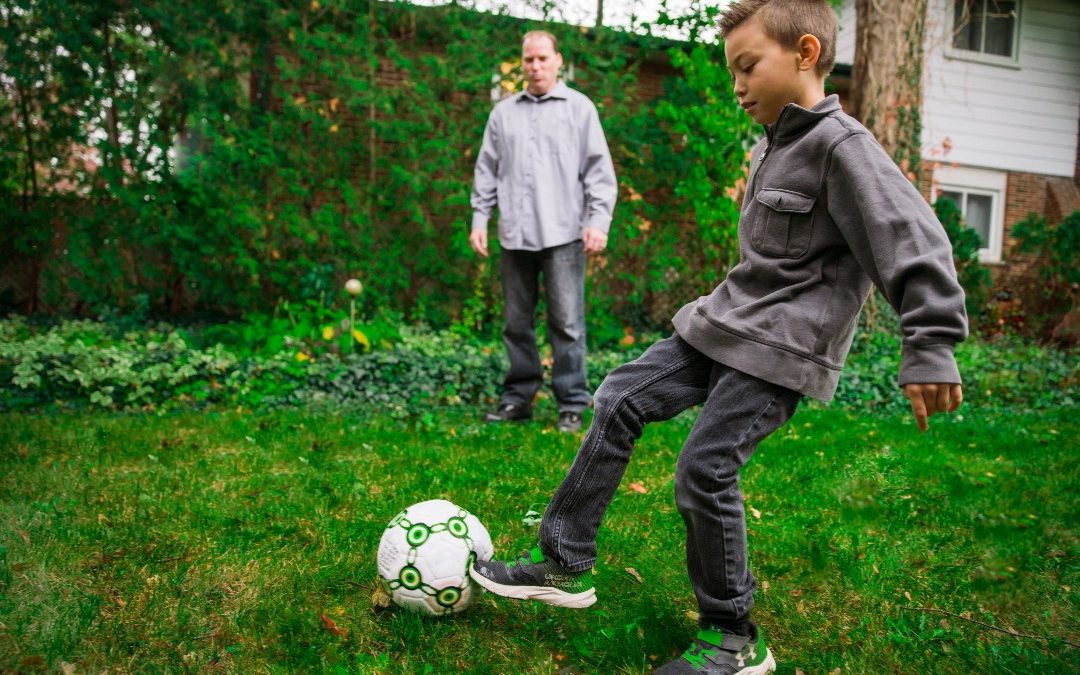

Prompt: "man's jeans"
[499,241,589,413]
[539,334,802,624]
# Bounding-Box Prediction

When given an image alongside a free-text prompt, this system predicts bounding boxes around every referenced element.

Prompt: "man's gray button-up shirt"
[470,81,617,252]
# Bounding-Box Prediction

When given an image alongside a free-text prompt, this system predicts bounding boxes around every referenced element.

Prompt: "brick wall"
[920,160,1080,289]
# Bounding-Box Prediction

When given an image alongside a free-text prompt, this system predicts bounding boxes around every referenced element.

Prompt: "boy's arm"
[826,132,969,429]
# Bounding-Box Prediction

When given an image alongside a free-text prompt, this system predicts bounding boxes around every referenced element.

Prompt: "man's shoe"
[557,411,583,432]
[470,546,596,608]
[654,626,775,674]
[483,403,532,423]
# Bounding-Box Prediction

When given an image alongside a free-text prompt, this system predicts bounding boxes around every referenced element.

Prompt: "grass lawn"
[1,403,1077,673]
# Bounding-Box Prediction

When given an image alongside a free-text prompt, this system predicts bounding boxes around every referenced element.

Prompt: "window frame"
[932,166,1008,264]
[946,0,1022,69]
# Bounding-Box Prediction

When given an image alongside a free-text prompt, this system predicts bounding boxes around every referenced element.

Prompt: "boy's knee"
[592,378,616,413]
[674,453,738,501]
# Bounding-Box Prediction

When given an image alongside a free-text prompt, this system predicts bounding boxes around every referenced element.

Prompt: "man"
[469,30,617,433]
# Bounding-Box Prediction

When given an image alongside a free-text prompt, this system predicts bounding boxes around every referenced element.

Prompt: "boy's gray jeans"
[539,333,802,624]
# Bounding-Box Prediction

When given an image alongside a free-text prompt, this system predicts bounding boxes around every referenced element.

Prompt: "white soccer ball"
[376,499,493,616]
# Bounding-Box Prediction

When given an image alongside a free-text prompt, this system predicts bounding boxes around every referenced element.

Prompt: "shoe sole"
[483,415,532,423]
[469,567,597,608]
[738,648,776,674]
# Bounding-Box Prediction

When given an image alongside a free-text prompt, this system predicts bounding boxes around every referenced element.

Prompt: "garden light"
[345,278,364,353]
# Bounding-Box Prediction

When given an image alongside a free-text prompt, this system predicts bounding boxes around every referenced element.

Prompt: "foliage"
[2,317,1076,415]
[1010,210,1080,339]
[1,406,1077,672]
[934,197,992,323]
[0,0,755,342]
[836,322,1078,412]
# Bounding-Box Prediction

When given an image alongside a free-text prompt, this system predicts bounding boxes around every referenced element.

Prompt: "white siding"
[921,0,1080,177]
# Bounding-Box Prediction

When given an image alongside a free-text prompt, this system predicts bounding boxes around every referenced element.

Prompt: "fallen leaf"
[60,662,76,675]
[371,580,393,611]
[790,589,802,597]
[628,482,648,494]
[320,613,346,636]
[904,591,913,602]
[18,530,29,544]
[749,506,762,520]
[685,610,700,622]
[830,669,842,675]
[625,567,644,584]
[761,580,769,593]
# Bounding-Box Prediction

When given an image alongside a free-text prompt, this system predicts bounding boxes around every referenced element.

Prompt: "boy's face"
[724,14,808,125]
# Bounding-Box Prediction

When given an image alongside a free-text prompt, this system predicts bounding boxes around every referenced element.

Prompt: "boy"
[470,1,967,672]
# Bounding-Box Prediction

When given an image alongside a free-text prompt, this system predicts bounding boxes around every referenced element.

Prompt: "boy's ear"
[796,34,822,72]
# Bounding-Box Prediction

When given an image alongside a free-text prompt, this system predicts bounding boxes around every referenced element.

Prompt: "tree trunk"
[851,0,927,184]
[15,78,42,315]
[103,19,122,175]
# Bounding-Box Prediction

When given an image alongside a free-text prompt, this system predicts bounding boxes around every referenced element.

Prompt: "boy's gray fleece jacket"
[672,95,968,401]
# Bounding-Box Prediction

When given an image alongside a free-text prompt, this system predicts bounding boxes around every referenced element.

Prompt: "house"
[834,0,1080,284]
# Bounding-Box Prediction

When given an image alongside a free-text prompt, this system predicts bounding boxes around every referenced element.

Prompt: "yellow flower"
[322,326,335,340]
[352,329,370,351]
[296,352,310,362]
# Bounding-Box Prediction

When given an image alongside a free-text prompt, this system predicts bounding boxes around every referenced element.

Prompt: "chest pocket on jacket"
[752,188,816,258]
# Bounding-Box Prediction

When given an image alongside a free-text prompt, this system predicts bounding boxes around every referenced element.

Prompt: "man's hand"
[582,227,608,255]
[469,229,488,258]
[903,383,963,432]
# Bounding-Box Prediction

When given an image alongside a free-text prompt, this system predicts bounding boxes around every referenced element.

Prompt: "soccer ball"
[376,499,493,616]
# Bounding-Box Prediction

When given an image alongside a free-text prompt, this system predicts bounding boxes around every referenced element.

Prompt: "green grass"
[1,403,1077,673]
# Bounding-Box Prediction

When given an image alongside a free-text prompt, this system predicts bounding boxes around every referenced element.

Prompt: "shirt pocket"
[752,188,817,258]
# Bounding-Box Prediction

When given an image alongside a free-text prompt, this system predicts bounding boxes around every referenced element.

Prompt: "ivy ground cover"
[1,405,1076,673]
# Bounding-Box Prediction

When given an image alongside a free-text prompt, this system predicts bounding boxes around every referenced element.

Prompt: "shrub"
[1,318,1074,415]
[935,197,992,324]
[1010,210,1080,342]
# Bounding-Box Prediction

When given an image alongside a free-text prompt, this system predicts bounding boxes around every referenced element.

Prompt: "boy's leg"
[655,364,800,674]
[542,333,716,569]
[471,334,715,605]
[676,363,800,630]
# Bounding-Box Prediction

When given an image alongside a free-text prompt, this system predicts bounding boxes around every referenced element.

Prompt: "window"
[952,0,1019,60]
[932,166,1007,263]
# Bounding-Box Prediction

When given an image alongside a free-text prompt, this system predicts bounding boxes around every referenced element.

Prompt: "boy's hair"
[522,30,559,54]
[719,0,837,76]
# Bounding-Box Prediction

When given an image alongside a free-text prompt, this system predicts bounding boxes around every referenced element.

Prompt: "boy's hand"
[903,383,963,432]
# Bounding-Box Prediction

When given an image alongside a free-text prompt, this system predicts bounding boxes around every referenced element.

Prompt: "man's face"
[724,14,804,125]
[522,35,563,96]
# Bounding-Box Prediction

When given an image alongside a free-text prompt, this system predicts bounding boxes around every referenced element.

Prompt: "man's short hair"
[719,0,837,76]
[522,30,559,54]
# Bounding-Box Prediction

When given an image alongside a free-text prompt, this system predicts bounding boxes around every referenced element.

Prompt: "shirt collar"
[520,80,570,102]
[765,94,841,144]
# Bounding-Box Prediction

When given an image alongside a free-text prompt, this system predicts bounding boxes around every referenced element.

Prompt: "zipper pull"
[760,145,769,161]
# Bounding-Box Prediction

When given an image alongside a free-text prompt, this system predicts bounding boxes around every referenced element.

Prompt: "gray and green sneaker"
[654,626,775,674]
[469,546,596,608]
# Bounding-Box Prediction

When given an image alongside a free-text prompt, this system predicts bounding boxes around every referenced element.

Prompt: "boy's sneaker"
[470,546,596,608]
[654,626,775,674]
